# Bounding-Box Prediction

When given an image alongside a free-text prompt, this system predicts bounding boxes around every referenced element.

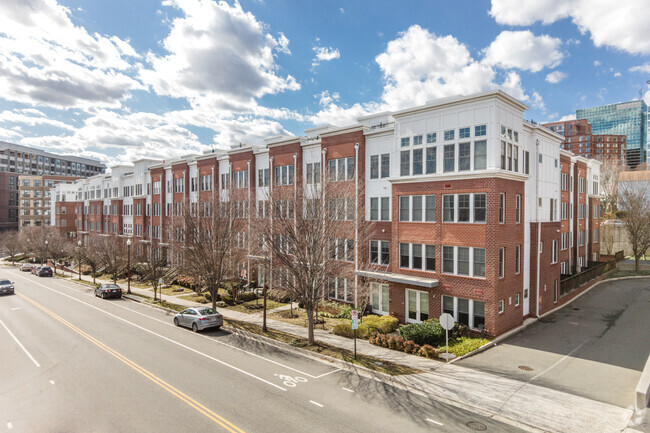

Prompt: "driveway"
[457,277,650,408]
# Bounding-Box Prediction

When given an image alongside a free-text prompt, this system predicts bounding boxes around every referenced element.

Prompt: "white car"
[0,279,15,295]
[174,307,223,332]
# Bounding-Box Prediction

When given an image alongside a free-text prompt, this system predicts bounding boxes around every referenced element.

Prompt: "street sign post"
[351,310,359,360]
[439,313,455,362]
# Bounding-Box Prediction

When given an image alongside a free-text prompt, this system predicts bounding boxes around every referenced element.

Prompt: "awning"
[355,270,439,288]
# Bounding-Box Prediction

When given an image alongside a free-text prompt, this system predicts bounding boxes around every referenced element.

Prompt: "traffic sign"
[351,310,358,320]
[439,313,455,330]
[351,319,359,330]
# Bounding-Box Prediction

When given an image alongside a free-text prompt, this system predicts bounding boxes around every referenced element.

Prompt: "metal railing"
[560,258,617,296]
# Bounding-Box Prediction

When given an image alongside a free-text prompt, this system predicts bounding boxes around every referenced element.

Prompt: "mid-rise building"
[0,141,105,231]
[576,100,647,168]
[542,119,626,164]
[52,90,601,337]
[18,175,79,228]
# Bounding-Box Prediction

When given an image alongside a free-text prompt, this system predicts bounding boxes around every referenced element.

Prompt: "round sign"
[351,310,359,320]
[439,313,455,330]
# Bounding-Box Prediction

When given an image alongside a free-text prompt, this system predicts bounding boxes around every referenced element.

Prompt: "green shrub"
[362,315,399,334]
[267,289,291,303]
[452,323,471,339]
[403,340,416,354]
[388,336,405,351]
[332,323,354,338]
[222,295,234,305]
[239,292,258,302]
[398,320,445,346]
[418,344,439,359]
[339,305,354,319]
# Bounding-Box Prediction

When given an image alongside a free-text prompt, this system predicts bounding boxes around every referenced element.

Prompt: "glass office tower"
[577,100,647,168]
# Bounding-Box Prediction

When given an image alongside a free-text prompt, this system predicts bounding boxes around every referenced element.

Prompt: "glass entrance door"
[406,289,429,323]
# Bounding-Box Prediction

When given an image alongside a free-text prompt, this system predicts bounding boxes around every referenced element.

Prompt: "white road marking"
[39,274,340,380]
[530,339,590,382]
[10,308,21,311]
[426,418,443,426]
[309,400,323,408]
[6,422,13,430]
[49,380,55,385]
[342,387,354,393]
[11,273,286,392]
[0,318,40,368]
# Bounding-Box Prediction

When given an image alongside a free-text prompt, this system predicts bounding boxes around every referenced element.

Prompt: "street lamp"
[126,238,132,294]
[77,240,82,281]
[44,240,48,266]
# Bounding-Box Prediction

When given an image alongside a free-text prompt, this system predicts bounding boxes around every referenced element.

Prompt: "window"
[550,198,557,221]
[499,247,505,278]
[561,173,569,191]
[515,293,520,307]
[400,150,410,176]
[594,228,599,243]
[426,133,436,143]
[441,246,485,278]
[554,280,558,303]
[498,299,504,314]
[221,173,230,190]
[551,240,558,263]
[370,197,390,221]
[399,243,436,271]
[501,141,506,170]
[475,125,486,136]
[275,165,294,186]
[369,240,390,265]
[458,142,471,171]
[200,174,213,191]
[499,193,505,223]
[457,194,470,222]
[401,137,410,147]
[370,155,379,179]
[474,140,486,170]
[515,194,521,223]
[444,130,455,141]
[399,195,435,222]
[330,238,354,262]
[459,127,470,139]
[524,151,530,174]
[412,149,423,175]
[561,261,568,275]
[515,245,521,274]
[370,283,390,315]
[406,289,429,323]
[561,202,569,220]
[443,145,455,172]
[413,135,423,146]
[561,232,569,250]
[441,295,485,329]
[258,169,270,187]
[380,154,390,178]
[174,178,184,193]
[328,277,353,303]
[425,147,436,174]
[474,194,486,223]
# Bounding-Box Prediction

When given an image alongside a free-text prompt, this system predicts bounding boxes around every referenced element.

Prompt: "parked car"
[37,266,53,277]
[31,265,41,275]
[94,283,122,299]
[20,263,33,272]
[174,307,223,332]
[0,279,15,295]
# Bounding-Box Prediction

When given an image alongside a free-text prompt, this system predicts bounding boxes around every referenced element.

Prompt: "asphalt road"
[458,277,650,408]
[0,265,523,433]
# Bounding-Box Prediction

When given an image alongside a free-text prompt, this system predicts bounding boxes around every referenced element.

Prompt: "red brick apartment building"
[52,90,601,337]
[543,119,626,165]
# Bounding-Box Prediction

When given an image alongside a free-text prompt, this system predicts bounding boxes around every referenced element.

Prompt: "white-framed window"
[475,125,486,136]
[498,299,504,314]
[220,173,230,190]
[444,130,455,141]
[369,240,390,265]
[257,169,270,187]
[328,158,354,182]
[442,295,485,329]
[399,243,436,271]
[399,195,435,222]
[369,197,390,221]
[554,279,558,303]
[441,246,485,278]
[561,173,569,191]
[551,240,558,264]
[499,247,505,278]
[174,178,184,193]
[328,197,354,221]
[593,228,599,243]
[442,193,486,223]
[499,193,505,223]
[514,293,520,306]
[515,245,521,274]
[305,162,321,184]
[515,194,521,223]
[233,170,248,189]
[561,202,569,220]
[275,165,295,186]
[406,289,429,323]
[328,277,353,303]
[561,232,569,250]
[330,238,354,262]
[369,154,389,179]
[560,261,568,274]
[370,282,389,315]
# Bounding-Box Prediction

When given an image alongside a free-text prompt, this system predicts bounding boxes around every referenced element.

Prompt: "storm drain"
[466,421,488,431]
[518,365,534,371]
[573,307,580,311]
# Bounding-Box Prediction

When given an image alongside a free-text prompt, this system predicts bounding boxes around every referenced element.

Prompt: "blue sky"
[0,0,649,166]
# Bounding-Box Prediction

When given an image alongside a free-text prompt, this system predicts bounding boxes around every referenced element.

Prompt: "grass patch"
[223,300,288,314]
[605,270,650,280]
[439,337,491,357]
[179,293,210,304]
[224,318,421,376]
[268,308,349,332]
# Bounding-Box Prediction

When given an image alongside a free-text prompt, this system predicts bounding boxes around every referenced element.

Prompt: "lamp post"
[77,240,82,281]
[44,240,48,267]
[126,238,132,294]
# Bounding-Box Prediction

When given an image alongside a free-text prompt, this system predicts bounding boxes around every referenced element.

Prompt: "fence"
[560,255,619,296]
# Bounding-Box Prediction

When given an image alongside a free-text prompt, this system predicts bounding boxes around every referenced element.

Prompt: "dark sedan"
[94,283,122,299]
[0,279,15,295]
[37,266,53,277]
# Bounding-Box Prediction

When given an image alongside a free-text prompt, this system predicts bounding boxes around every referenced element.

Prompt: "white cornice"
[388,169,528,184]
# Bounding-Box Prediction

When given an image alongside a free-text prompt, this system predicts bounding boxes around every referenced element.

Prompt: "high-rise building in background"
[576,100,647,168]
[0,141,106,231]
[542,119,626,165]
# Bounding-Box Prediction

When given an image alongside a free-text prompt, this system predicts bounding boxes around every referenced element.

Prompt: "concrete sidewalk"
[53,270,640,433]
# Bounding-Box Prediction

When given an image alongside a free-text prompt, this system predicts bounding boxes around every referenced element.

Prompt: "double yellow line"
[18,292,245,433]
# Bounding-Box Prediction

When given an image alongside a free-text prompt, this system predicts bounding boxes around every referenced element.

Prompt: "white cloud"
[312,46,341,67]
[316,90,340,106]
[593,60,601,67]
[559,113,576,121]
[614,72,621,77]
[532,91,545,112]
[0,0,143,109]
[339,8,345,14]
[630,63,650,73]
[483,30,563,72]
[546,71,567,83]
[140,0,299,109]
[490,0,650,55]
[0,109,75,131]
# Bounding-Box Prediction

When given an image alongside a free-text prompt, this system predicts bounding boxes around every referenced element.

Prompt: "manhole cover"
[466,421,488,431]
[518,365,534,371]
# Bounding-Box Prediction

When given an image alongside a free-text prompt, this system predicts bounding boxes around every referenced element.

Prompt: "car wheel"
[214,326,221,331]
[192,323,199,333]
[173,318,179,327]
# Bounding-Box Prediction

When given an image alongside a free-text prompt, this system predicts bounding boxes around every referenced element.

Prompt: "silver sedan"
[0,279,15,296]
[173,307,223,332]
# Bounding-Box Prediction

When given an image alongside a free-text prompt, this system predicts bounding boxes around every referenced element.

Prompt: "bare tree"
[95,235,128,283]
[79,237,102,284]
[135,242,169,301]
[600,160,624,216]
[1,231,21,265]
[600,222,616,255]
[259,179,370,345]
[19,226,48,264]
[619,180,650,271]
[45,230,71,275]
[177,200,238,310]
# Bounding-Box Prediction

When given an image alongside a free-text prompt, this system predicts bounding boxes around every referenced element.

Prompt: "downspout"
[269,156,274,293]
[321,148,327,301]
[247,159,251,289]
[535,140,541,318]
[354,143,359,307]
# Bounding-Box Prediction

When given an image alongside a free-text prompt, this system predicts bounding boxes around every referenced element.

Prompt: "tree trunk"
[306,306,314,344]
[635,254,639,272]
[211,286,217,310]
[154,284,158,301]
[262,285,268,332]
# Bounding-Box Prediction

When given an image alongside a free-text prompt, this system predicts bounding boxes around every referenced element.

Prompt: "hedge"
[331,315,399,339]
[398,319,445,346]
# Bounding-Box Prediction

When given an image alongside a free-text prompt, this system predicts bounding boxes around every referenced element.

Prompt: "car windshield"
[105,284,120,289]
[0,280,10,285]
[42,267,51,270]
[198,308,217,315]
